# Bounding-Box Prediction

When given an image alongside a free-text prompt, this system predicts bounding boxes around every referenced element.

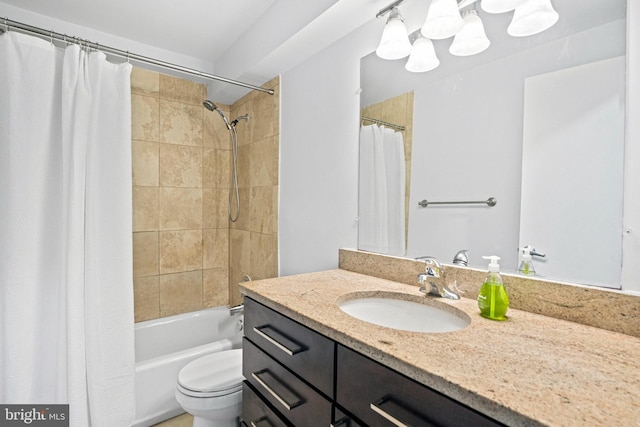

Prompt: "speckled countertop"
[240,269,640,427]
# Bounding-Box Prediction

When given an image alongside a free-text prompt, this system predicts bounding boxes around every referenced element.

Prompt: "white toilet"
[175,349,244,427]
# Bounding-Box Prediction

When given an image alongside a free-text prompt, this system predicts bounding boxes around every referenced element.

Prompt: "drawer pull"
[253,325,304,356]
[252,370,303,411]
[370,398,425,427]
[250,416,273,427]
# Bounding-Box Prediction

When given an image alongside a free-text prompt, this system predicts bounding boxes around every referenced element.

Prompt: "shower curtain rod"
[0,17,275,95]
[361,115,406,131]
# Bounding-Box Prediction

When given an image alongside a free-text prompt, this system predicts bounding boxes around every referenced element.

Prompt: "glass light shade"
[449,11,491,56]
[507,0,559,37]
[480,0,528,14]
[376,8,412,60]
[405,36,440,73]
[421,0,464,40]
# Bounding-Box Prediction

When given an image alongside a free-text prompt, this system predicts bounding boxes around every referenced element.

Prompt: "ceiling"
[0,0,392,103]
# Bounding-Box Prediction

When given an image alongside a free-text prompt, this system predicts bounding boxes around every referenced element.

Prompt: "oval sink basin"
[337,294,470,333]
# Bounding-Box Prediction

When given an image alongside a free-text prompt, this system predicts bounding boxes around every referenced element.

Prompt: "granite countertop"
[240,269,640,427]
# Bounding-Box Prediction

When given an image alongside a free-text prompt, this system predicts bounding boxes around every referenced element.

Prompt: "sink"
[337,293,470,333]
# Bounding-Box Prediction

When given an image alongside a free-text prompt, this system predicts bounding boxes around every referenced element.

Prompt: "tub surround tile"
[250,232,278,280]
[159,144,203,188]
[229,188,250,231]
[133,231,159,277]
[132,94,159,142]
[133,186,159,232]
[230,229,251,274]
[132,140,159,187]
[202,189,228,229]
[249,186,277,234]
[134,276,159,322]
[159,270,203,317]
[203,104,231,149]
[131,67,160,97]
[249,136,278,187]
[159,100,203,147]
[204,268,230,307]
[203,228,229,269]
[159,74,204,106]
[240,269,640,427]
[203,148,231,189]
[159,188,203,230]
[159,230,203,274]
[339,248,640,338]
[236,144,250,189]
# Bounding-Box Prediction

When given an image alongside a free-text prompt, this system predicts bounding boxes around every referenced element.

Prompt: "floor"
[152,413,193,427]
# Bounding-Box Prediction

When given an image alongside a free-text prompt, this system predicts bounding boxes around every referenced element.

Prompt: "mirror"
[359,0,627,288]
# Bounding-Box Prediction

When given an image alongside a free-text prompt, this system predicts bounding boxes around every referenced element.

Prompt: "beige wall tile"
[131,67,160,97]
[250,93,276,141]
[249,136,278,187]
[203,228,229,269]
[233,106,252,146]
[159,230,203,274]
[159,74,204,105]
[133,186,159,232]
[204,104,231,149]
[230,229,251,273]
[133,231,158,277]
[203,189,229,229]
[229,188,250,231]
[203,268,230,307]
[250,232,278,280]
[203,149,230,189]
[132,94,159,142]
[159,144,203,188]
[228,268,245,307]
[134,276,159,322]
[160,100,203,146]
[249,186,277,234]
[132,140,159,187]
[160,270,203,316]
[237,144,250,189]
[159,188,203,230]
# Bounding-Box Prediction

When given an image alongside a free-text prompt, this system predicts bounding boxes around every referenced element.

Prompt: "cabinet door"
[242,382,290,427]
[332,406,365,427]
[244,298,335,397]
[243,337,332,427]
[336,345,504,427]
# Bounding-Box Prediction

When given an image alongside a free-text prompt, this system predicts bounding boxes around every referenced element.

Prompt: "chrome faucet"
[416,257,461,300]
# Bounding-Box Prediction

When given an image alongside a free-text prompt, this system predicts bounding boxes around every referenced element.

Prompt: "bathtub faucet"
[229,304,244,316]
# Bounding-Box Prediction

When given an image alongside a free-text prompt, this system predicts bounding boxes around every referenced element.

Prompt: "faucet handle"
[415,256,441,277]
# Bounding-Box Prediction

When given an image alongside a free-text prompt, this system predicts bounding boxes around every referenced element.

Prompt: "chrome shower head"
[203,99,231,130]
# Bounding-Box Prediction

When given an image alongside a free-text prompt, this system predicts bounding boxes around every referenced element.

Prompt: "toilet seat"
[177,349,243,398]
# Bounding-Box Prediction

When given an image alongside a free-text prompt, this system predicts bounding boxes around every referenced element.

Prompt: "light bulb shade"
[508,0,559,37]
[480,0,528,14]
[449,11,491,56]
[405,36,440,73]
[421,0,464,40]
[376,8,412,60]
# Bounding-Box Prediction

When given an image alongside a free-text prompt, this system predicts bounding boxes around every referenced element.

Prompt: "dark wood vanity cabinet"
[242,297,504,427]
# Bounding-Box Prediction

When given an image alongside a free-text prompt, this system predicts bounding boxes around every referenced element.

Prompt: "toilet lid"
[178,349,243,396]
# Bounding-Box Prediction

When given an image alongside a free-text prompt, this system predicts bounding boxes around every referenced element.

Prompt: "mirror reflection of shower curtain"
[359,124,406,256]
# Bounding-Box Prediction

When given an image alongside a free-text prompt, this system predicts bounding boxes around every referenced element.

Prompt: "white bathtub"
[132,307,244,427]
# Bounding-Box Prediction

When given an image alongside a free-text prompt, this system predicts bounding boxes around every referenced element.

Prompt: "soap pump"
[477,256,509,321]
[518,246,536,276]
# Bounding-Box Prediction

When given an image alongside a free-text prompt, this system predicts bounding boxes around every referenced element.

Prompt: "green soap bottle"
[477,255,509,321]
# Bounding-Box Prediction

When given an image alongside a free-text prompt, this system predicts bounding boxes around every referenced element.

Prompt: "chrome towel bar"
[418,197,497,207]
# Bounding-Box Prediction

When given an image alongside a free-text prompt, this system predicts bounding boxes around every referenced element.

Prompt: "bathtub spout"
[229,304,244,316]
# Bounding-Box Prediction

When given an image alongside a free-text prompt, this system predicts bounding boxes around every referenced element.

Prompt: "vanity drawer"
[243,337,332,427]
[242,382,290,427]
[244,297,335,397]
[336,345,504,427]
[332,406,364,427]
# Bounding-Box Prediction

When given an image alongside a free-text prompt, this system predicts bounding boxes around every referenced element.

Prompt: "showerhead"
[203,99,231,129]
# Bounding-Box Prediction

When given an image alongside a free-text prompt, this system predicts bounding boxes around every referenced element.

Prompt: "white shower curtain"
[359,124,406,256]
[0,32,135,426]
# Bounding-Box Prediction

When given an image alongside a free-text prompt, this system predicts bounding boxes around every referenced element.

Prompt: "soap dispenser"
[477,256,509,321]
[518,246,536,276]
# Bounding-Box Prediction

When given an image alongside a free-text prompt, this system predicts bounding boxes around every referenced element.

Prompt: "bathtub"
[132,307,244,427]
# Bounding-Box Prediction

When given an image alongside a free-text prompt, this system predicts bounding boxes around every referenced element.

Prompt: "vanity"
[239,251,640,426]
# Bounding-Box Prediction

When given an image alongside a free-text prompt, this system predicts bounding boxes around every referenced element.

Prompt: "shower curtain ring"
[50,30,54,45]
[4,17,9,32]
[126,51,130,63]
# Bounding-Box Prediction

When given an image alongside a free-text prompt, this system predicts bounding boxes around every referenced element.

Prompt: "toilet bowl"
[175,349,243,427]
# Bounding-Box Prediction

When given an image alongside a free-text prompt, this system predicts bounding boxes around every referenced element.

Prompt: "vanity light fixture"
[421,0,465,40]
[507,0,559,37]
[376,6,413,60]
[375,0,559,69]
[405,34,440,72]
[449,8,490,56]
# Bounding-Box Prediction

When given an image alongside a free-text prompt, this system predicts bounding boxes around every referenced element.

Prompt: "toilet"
[175,349,244,427]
